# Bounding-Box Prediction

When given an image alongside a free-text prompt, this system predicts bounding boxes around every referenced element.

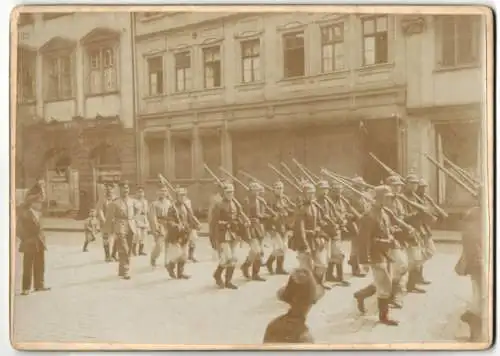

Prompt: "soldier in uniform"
[240,182,268,282]
[133,185,150,257]
[401,174,436,294]
[83,208,100,252]
[345,176,372,276]
[165,187,201,279]
[149,184,171,268]
[183,193,198,263]
[265,181,294,275]
[263,267,325,344]
[294,183,330,290]
[104,181,139,280]
[96,183,117,262]
[17,192,50,295]
[211,183,247,289]
[354,185,400,326]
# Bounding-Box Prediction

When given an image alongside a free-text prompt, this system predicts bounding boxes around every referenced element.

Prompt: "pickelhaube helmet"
[249,181,260,191]
[317,180,330,189]
[223,183,235,192]
[405,174,419,184]
[302,182,316,193]
[351,176,366,185]
[273,180,284,189]
[373,185,394,201]
[418,178,428,187]
[386,175,404,186]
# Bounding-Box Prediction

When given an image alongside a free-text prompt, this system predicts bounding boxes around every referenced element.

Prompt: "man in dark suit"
[17,192,50,295]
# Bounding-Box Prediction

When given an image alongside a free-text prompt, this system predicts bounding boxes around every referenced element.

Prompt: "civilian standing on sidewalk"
[16,192,50,295]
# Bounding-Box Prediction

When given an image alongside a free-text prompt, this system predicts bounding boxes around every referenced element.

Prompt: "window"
[439,16,479,67]
[147,138,165,178]
[203,46,221,89]
[44,54,73,100]
[241,39,261,83]
[18,49,36,103]
[283,32,305,78]
[321,24,345,72]
[147,56,164,95]
[362,16,388,66]
[175,51,192,92]
[87,46,117,95]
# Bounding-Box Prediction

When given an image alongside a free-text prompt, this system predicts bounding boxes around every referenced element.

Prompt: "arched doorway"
[90,141,122,205]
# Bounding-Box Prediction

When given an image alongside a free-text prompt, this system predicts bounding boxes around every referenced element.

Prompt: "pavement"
[10,230,482,350]
[40,217,463,243]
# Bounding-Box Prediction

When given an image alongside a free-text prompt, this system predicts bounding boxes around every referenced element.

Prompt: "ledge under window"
[356,62,395,75]
[85,90,120,99]
[143,93,168,101]
[434,62,480,73]
[313,69,350,81]
[43,96,75,104]
[18,99,36,106]
[277,75,308,85]
[235,81,265,91]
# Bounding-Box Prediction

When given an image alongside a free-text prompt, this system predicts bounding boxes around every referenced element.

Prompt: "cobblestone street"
[12,231,473,348]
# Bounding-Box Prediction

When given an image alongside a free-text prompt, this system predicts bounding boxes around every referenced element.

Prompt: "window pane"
[61,74,72,97]
[89,70,101,94]
[457,17,476,64]
[363,37,375,65]
[205,66,214,88]
[175,52,190,69]
[376,16,388,32]
[321,27,333,43]
[89,50,100,70]
[103,48,114,68]
[104,68,116,91]
[375,33,388,64]
[253,58,261,81]
[148,139,165,177]
[321,44,333,72]
[363,19,375,35]
[334,43,344,70]
[284,32,304,49]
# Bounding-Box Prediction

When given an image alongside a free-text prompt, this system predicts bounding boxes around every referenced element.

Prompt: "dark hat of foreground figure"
[277,268,325,307]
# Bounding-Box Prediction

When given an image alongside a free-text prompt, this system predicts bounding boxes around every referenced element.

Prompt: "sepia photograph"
[11,5,493,351]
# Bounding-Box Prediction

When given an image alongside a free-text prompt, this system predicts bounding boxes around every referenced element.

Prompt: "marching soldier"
[210,183,246,289]
[96,183,117,262]
[104,181,139,280]
[240,182,268,282]
[401,174,436,294]
[183,193,198,263]
[345,176,372,276]
[265,181,294,275]
[133,185,150,257]
[354,185,400,326]
[326,182,352,286]
[294,182,329,290]
[165,187,201,279]
[149,184,171,268]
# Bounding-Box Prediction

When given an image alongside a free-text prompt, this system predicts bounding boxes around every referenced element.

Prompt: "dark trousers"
[22,248,45,291]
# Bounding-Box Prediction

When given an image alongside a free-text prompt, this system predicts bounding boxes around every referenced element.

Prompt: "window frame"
[85,41,119,96]
[361,15,389,67]
[436,15,480,69]
[282,31,306,79]
[174,50,193,93]
[202,45,222,89]
[240,38,261,83]
[17,48,37,104]
[43,50,75,102]
[145,136,166,179]
[320,23,345,73]
[146,55,165,96]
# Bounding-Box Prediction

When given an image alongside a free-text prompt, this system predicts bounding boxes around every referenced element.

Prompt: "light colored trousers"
[218,241,239,267]
[297,245,328,273]
[269,231,288,257]
[328,239,345,264]
[371,261,393,299]
[247,238,263,262]
[390,248,409,301]
[166,242,189,264]
[134,227,148,244]
[151,234,169,266]
[421,237,437,262]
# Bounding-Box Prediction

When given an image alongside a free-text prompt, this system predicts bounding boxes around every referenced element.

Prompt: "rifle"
[269,163,303,192]
[238,170,273,191]
[291,158,318,184]
[158,174,201,230]
[280,162,304,186]
[219,167,279,219]
[203,164,251,227]
[424,153,479,198]
[443,155,480,188]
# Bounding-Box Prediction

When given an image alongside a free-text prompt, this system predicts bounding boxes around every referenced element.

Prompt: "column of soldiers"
[92,180,199,280]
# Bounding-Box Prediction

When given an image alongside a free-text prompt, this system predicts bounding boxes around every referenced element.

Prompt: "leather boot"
[354,284,376,313]
[213,266,225,288]
[166,262,176,279]
[265,255,276,274]
[83,241,89,252]
[351,261,366,277]
[240,260,251,279]
[325,263,336,282]
[138,243,147,256]
[177,262,190,279]
[407,270,426,294]
[469,313,483,342]
[336,263,350,286]
[276,256,288,275]
[225,267,238,289]
[251,260,266,281]
[104,245,112,262]
[378,298,399,326]
[390,281,403,309]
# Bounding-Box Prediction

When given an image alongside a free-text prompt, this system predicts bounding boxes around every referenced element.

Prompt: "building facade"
[16,12,137,213]
[133,12,485,213]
